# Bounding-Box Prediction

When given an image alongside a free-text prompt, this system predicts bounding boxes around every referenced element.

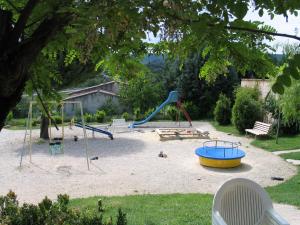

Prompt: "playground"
[0,121,296,204]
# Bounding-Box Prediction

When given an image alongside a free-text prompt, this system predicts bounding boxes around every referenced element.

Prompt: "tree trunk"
[40,115,49,139]
[0,8,74,131]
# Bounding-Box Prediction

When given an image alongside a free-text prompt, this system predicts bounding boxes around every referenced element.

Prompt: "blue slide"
[75,122,113,140]
[130,91,179,128]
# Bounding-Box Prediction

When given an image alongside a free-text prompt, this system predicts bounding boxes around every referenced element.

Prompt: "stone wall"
[241,79,271,99]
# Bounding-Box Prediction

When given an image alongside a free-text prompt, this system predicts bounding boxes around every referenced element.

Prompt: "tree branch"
[30,77,59,130]
[10,0,40,44]
[163,10,300,43]
[5,0,21,13]
[222,25,300,42]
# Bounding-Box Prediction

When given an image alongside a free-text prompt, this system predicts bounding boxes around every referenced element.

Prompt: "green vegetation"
[0,192,127,225]
[251,135,300,151]
[214,94,231,125]
[232,87,263,133]
[266,167,300,207]
[280,152,300,160]
[119,72,164,115]
[211,121,241,136]
[71,194,212,225]
[95,110,106,123]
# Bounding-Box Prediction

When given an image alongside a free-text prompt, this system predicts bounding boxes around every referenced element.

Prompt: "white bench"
[245,121,272,138]
[110,119,128,133]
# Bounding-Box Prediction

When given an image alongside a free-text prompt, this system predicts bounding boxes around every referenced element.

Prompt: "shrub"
[0,191,127,225]
[52,115,62,124]
[280,121,300,135]
[84,113,94,123]
[6,111,13,121]
[122,112,131,121]
[182,102,200,120]
[278,78,300,135]
[232,87,263,133]
[101,98,119,116]
[32,118,40,126]
[165,105,178,121]
[214,94,231,125]
[95,110,106,123]
[133,107,143,121]
[144,108,155,118]
[6,118,27,127]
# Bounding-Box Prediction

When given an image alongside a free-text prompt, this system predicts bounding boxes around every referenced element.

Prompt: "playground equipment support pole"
[61,103,65,153]
[29,102,33,162]
[20,103,31,167]
[79,102,90,170]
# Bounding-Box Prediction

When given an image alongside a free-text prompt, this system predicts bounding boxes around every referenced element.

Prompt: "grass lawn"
[71,194,213,225]
[251,135,300,152]
[280,152,300,160]
[267,167,300,208]
[210,121,241,136]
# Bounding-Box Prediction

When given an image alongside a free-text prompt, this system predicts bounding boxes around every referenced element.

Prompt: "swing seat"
[49,142,63,155]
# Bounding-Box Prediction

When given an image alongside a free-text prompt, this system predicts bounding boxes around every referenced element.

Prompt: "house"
[63,81,121,115]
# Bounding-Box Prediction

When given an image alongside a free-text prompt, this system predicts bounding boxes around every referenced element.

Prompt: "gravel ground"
[0,121,298,223]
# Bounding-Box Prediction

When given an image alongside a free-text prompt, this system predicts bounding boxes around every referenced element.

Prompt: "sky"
[145,9,300,54]
[245,9,300,53]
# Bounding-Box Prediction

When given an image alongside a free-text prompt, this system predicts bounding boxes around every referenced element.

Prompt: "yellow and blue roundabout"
[195,140,245,168]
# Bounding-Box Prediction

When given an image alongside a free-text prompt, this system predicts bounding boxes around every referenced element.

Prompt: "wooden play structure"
[20,101,90,170]
[156,128,209,140]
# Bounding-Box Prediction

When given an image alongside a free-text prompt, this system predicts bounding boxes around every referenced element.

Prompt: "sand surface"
[0,121,299,223]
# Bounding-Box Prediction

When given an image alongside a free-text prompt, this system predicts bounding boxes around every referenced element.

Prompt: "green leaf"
[272,82,284,95]
[259,9,264,17]
[293,54,300,68]
[234,2,248,19]
[289,65,300,80]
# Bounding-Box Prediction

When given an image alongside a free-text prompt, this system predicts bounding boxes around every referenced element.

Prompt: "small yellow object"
[199,157,241,168]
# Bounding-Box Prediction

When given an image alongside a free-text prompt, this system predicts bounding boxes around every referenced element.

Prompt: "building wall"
[241,79,271,99]
[64,93,119,116]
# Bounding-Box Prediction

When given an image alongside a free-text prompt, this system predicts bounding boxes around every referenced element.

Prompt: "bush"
[6,118,27,127]
[144,108,154,117]
[232,87,263,133]
[84,113,94,123]
[280,121,300,135]
[52,115,62,124]
[133,107,143,121]
[6,111,13,122]
[0,191,127,225]
[122,112,131,121]
[95,110,106,123]
[165,105,178,121]
[101,98,119,116]
[182,102,200,120]
[214,94,231,125]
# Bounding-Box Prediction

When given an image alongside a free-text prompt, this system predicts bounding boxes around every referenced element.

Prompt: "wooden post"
[61,103,64,153]
[20,102,31,167]
[276,110,281,144]
[29,102,33,162]
[49,111,52,142]
[80,102,90,170]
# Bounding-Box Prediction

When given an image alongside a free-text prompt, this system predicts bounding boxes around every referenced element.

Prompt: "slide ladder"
[75,122,113,140]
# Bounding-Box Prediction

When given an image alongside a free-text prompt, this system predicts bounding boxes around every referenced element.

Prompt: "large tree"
[1,0,300,130]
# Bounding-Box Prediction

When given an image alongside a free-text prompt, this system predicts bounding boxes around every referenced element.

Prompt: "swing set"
[20,101,91,170]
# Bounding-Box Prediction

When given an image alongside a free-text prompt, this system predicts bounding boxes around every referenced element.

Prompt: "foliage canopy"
[1,0,300,129]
